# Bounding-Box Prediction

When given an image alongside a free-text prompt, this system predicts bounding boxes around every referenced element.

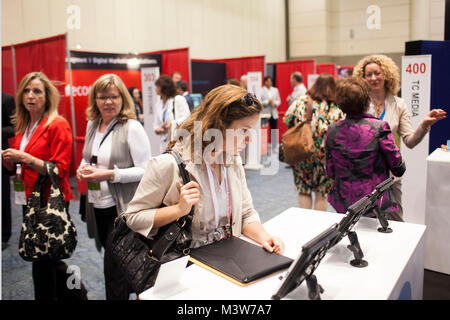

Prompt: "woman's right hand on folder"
[261,236,285,255]
[176,181,200,217]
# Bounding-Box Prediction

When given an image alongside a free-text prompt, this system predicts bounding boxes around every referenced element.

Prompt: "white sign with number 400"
[401,54,432,225]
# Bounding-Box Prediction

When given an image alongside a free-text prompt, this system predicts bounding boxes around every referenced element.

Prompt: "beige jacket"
[384,95,429,186]
[124,143,260,246]
[384,95,429,149]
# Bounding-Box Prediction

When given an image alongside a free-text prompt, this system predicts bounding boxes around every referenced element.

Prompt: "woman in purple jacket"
[325,77,406,220]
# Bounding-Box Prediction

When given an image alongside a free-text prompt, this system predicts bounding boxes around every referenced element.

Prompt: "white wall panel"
[429,0,445,40]
[289,0,433,58]
[2,0,445,62]
[2,0,286,62]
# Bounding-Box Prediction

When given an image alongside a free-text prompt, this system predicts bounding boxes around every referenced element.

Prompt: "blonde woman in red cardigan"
[2,72,73,300]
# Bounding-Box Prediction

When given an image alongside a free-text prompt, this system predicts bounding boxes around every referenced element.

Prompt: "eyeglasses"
[96,95,121,102]
[236,93,257,106]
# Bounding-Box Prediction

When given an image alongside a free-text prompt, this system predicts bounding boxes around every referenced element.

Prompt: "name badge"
[87,182,101,203]
[13,178,27,205]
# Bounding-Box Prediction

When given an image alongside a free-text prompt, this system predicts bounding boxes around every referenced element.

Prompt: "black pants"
[269,116,278,148]
[31,259,88,300]
[22,203,87,300]
[94,206,132,300]
[2,170,11,243]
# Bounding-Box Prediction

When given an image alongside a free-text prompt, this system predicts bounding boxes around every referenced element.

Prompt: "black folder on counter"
[189,236,293,286]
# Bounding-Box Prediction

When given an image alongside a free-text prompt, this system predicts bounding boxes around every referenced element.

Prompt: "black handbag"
[19,161,78,262]
[107,151,194,294]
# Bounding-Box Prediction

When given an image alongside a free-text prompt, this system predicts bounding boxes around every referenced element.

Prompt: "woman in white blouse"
[76,73,151,300]
[260,76,281,151]
[154,75,190,153]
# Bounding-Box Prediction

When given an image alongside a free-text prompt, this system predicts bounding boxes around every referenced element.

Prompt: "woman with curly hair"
[353,54,446,221]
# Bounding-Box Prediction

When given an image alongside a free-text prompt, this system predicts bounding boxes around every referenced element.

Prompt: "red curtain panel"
[2,34,72,174]
[2,34,67,121]
[316,62,337,78]
[142,47,190,89]
[1,46,15,96]
[212,55,265,85]
[271,59,315,140]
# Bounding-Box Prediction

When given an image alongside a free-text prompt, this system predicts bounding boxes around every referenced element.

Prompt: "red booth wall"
[1,46,15,96]
[212,55,265,85]
[316,62,337,78]
[270,59,315,141]
[2,34,67,119]
[1,34,74,172]
[142,47,190,89]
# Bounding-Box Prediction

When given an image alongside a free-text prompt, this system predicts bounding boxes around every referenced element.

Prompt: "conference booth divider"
[2,33,348,192]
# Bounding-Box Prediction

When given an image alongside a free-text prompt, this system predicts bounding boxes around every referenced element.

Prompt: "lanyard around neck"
[98,119,118,148]
[91,119,118,165]
[205,163,231,228]
[162,98,175,122]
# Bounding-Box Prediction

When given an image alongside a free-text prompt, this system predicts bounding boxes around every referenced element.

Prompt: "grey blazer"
[83,119,140,251]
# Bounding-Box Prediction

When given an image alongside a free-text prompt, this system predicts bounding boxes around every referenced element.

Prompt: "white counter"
[140,208,426,300]
[425,148,450,274]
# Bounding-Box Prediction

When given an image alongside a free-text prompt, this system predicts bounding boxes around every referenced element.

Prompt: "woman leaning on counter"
[123,84,285,254]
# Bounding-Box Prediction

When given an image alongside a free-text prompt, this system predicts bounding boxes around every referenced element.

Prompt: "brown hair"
[13,72,61,134]
[335,77,371,115]
[225,77,241,87]
[291,72,303,83]
[170,84,262,156]
[86,73,136,123]
[307,73,336,104]
[156,75,176,98]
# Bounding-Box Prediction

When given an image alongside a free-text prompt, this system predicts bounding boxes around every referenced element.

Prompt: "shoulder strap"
[169,150,189,184]
[172,98,176,120]
[167,150,194,220]
[305,99,313,122]
[44,161,60,187]
[151,150,194,259]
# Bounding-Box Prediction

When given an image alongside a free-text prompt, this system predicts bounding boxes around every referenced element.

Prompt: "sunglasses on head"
[236,93,257,106]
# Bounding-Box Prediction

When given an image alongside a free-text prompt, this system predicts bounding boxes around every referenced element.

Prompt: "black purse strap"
[30,161,63,208]
[150,150,194,260]
[168,150,194,220]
